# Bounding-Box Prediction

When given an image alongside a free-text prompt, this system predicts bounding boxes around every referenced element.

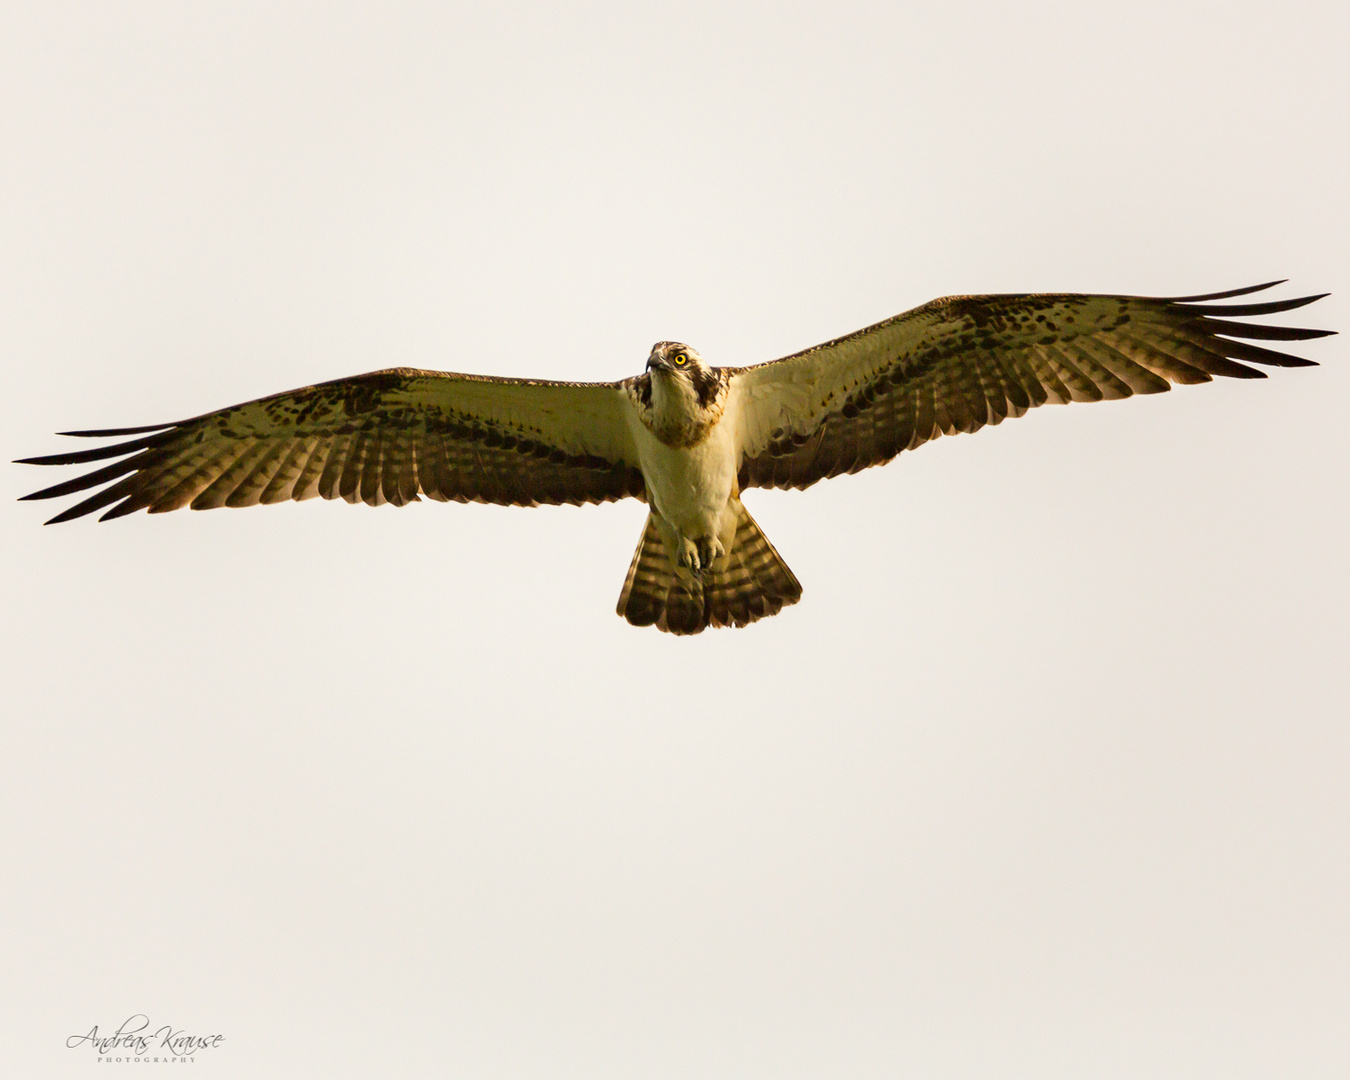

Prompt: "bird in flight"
[19,281,1332,634]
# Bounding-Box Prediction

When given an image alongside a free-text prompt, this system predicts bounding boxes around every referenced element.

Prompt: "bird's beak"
[646,353,667,373]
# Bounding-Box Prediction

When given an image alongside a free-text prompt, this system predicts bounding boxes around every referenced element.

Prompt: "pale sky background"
[2,2,1347,1077]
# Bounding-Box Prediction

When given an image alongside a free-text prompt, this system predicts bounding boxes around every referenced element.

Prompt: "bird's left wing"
[731,282,1332,490]
[19,367,645,522]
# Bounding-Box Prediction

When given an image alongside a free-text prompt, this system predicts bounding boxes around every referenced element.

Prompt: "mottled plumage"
[19,281,1333,633]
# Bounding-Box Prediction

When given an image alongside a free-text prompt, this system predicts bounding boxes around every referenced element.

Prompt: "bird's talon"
[676,537,702,573]
[697,537,723,569]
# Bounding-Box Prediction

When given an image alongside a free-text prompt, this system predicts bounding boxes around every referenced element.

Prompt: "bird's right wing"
[19,367,646,523]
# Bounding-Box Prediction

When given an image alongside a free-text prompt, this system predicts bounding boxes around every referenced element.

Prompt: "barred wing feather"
[19,367,645,523]
[733,282,1332,490]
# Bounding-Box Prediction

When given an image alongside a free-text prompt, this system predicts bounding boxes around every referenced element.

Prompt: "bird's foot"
[676,535,725,576]
[699,536,725,570]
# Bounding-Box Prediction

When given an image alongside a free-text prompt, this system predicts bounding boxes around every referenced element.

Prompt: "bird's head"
[645,341,709,379]
[639,342,727,436]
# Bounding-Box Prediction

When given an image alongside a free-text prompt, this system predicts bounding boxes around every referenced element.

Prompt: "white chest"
[629,402,740,538]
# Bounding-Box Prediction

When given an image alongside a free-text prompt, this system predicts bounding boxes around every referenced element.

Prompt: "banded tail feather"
[617,499,802,635]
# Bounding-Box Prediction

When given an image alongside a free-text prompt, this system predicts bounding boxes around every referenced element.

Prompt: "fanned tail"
[616,499,802,634]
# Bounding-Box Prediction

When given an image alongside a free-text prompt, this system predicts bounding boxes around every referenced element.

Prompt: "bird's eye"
[673,353,688,366]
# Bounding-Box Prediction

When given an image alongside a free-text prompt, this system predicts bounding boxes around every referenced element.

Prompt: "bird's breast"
[633,413,739,537]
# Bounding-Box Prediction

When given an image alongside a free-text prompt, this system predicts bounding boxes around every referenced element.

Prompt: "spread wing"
[19,367,645,523]
[732,282,1333,490]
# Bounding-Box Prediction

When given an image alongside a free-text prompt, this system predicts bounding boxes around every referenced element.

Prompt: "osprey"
[20,282,1333,634]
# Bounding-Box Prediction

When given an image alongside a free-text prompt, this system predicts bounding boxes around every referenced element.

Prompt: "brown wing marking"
[736,282,1332,491]
[19,368,645,522]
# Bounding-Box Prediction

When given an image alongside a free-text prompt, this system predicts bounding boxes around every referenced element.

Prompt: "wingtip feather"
[1173,292,1331,318]
[1167,280,1288,302]
[57,423,176,437]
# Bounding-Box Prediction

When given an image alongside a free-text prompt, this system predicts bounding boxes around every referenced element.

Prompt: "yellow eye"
[673,353,688,366]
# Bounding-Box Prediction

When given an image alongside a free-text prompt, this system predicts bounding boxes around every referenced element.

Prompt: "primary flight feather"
[19,281,1333,634]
